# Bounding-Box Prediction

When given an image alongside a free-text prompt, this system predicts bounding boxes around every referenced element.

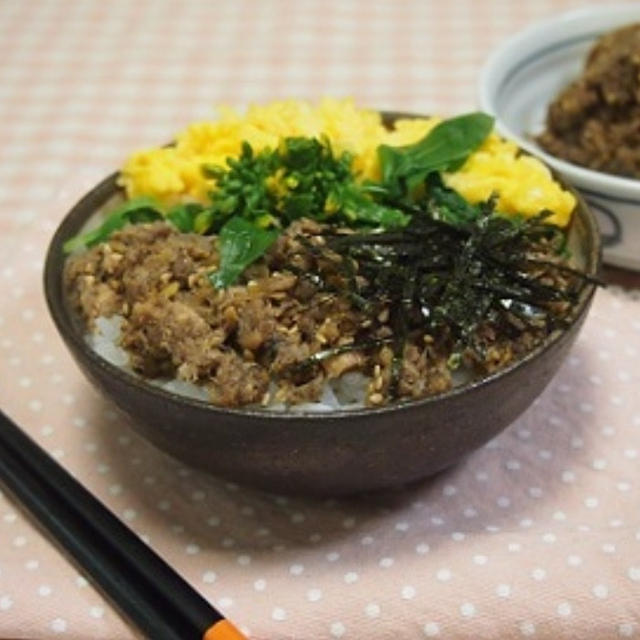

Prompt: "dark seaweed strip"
[479,253,587,301]
[284,260,375,313]
[519,258,604,286]
[470,282,568,306]
[389,304,408,397]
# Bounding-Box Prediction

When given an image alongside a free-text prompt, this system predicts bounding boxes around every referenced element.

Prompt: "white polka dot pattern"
[1,0,640,638]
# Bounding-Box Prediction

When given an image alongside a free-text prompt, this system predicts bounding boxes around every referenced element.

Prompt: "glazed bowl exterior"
[44,117,601,496]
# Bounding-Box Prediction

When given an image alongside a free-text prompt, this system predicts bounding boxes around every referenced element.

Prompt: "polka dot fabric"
[1,0,639,638]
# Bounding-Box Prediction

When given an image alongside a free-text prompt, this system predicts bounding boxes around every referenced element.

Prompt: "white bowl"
[479,4,640,271]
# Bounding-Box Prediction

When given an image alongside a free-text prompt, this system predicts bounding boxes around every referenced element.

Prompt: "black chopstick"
[0,409,247,640]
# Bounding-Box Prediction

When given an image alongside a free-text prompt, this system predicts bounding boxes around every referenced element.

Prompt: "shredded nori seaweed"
[286,180,601,397]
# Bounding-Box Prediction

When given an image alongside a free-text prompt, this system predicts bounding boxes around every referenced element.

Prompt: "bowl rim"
[43,120,601,422]
[478,3,640,201]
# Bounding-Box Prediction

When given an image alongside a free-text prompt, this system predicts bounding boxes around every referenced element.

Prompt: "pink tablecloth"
[0,1,639,638]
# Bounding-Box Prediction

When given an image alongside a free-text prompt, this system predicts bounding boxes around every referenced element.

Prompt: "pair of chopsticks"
[0,409,247,640]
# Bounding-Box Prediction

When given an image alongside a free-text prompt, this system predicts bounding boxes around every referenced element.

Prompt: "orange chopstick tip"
[203,619,249,640]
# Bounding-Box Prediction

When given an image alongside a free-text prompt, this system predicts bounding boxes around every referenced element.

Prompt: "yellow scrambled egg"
[118,98,575,227]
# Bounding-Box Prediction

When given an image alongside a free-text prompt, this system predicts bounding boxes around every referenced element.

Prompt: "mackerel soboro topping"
[64,216,580,409]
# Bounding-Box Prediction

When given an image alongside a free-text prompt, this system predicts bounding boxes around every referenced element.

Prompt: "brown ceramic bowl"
[43,117,601,495]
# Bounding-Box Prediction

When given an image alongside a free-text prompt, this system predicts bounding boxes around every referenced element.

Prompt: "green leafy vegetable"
[208,216,279,289]
[422,174,484,226]
[201,141,279,232]
[333,183,410,228]
[378,112,494,198]
[63,197,161,253]
[165,202,205,232]
[200,137,410,236]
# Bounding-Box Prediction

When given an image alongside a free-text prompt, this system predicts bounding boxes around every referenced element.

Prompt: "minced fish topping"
[537,24,640,179]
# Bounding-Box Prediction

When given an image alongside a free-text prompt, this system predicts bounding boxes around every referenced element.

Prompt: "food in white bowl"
[536,23,640,179]
[478,4,640,271]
